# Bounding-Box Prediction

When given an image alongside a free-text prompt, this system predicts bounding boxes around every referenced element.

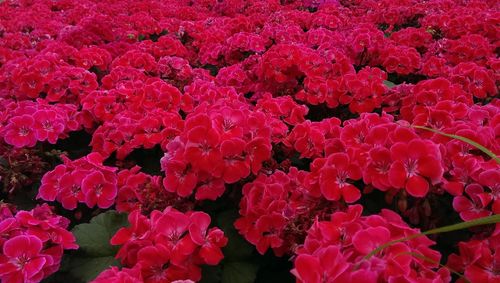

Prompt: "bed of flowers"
[0,0,499,282]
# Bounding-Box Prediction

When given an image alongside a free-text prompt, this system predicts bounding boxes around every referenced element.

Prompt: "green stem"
[413,125,500,164]
[363,214,500,260]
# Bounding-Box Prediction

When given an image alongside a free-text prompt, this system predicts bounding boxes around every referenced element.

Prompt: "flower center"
[18,126,30,136]
[336,171,349,187]
[15,254,30,268]
[404,159,418,176]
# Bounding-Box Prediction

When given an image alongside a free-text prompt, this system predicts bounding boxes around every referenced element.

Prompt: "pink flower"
[188,212,227,265]
[292,246,349,283]
[219,138,250,183]
[32,110,64,144]
[453,184,492,221]
[111,210,150,246]
[3,115,37,148]
[319,153,362,203]
[81,171,117,208]
[163,160,198,197]
[388,139,443,197]
[0,235,47,283]
[352,227,391,255]
[92,266,142,283]
[37,165,66,202]
[184,116,222,174]
[58,170,87,210]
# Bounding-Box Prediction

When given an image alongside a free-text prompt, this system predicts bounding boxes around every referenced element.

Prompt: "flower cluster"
[159,90,284,200]
[95,207,227,282]
[0,100,80,148]
[37,153,118,209]
[116,166,194,215]
[292,205,451,283]
[0,204,78,283]
[447,234,500,283]
[235,168,341,256]
[0,0,498,281]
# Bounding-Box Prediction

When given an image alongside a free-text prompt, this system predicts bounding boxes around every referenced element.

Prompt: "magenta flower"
[81,171,117,209]
[0,235,47,283]
[3,115,37,148]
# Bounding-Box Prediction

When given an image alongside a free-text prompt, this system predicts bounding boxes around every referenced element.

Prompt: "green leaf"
[67,256,119,282]
[363,214,500,261]
[222,262,258,283]
[383,80,397,89]
[413,125,500,164]
[71,210,128,256]
[67,211,128,282]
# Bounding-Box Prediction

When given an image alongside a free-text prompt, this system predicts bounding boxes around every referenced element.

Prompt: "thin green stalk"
[413,125,500,164]
[364,214,500,260]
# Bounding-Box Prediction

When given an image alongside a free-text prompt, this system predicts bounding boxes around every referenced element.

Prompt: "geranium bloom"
[294,205,450,283]
[453,184,492,221]
[108,207,226,282]
[162,160,198,197]
[58,170,87,210]
[32,110,65,144]
[37,165,66,201]
[319,153,362,202]
[0,235,48,283]
[447,235,500,283]
[184,123,222,174]
[218,138,250,183]
[81,171,118,208]
[388,139,444,197]
[292,246,349,283]
[92,266,142,283]
[3,115,37,148]
[1,0,499,282]
[363,147,393,191]
[188,212,227,265]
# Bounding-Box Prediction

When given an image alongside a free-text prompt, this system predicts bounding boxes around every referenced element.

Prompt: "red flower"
[352,227,390,254]
[0,235,47,283]
[363,147,392,191]
[163,160,198,197]
[194,174,225,201]
[58,170,87,210]
[188,212,227,265]
[477,169,500,214]
[92,266,142,283]
[32,110,65,144]
[453,184,492,221]
[81,171,117,208]
[152,209,196,265]
[18,72,44,98]
[184,125,222,174]
[388,139,443,197]
[247,213,286,255]
[3,115,37,148]
[136,244,171,283]
[219,138,250,183]
[37,165,66,202]
[319,153,362,203]
[245,137,271,175]
[447,236,500,283]
[111,210,150,246]
[292,246,349,283]
[211,107,245,139]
